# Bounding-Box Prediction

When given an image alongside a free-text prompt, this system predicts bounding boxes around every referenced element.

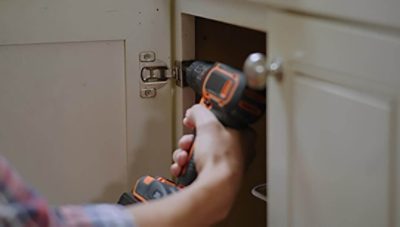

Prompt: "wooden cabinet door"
[267,11,400,227]
[0,0,173,205]
[248,0,400,29]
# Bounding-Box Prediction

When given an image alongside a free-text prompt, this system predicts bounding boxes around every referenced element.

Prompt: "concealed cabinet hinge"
[169,61,186,88]
[139,51,185,98]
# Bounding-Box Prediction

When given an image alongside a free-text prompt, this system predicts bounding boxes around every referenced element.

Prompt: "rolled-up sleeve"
[54,204,135,227]
[0,157,135,227]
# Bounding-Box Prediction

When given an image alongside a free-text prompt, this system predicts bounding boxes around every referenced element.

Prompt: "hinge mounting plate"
[139,51,185,98]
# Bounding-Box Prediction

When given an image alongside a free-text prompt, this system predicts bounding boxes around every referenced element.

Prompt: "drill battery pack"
[117,176,180,205]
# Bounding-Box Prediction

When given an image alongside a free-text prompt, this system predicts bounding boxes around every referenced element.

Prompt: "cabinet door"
[0,0,172,205]
[267,11,400,227]
[248,0,400,29]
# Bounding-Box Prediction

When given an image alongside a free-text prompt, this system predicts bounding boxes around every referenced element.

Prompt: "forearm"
[191,160,243,223]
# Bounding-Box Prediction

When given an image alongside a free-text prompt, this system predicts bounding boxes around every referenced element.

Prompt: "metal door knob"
[243,53,284,90]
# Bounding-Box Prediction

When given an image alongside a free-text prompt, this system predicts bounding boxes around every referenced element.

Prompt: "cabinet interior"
[182,15,267,226]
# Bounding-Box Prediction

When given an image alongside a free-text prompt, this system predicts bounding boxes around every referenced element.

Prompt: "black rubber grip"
[117,192,139,205]
[176,157,197,186]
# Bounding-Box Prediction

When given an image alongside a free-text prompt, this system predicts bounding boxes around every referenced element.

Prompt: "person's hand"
[130,104,256,227]
[170,104,245,180]
[170,133,193,178]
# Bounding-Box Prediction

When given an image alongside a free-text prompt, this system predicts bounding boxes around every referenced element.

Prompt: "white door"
[267,11,400,227]
[0,0,173,205]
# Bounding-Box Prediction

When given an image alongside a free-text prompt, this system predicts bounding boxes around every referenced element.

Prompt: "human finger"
[183,116,195,129]
[170,163,181,177]
[183,104,220,133]
[172,149,189,166]
[178,134,194,150]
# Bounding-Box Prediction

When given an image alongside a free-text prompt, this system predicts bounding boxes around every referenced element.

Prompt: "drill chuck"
[182,60,213,95]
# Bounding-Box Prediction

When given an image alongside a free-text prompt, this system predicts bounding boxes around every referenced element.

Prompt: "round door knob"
[243,53,268,90]
[243,53,284,90]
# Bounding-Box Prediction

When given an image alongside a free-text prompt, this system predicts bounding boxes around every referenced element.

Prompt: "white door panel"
[292,75,390,227]
[0,41,126,204]
[267,11,399,227]
[0,0,172,205]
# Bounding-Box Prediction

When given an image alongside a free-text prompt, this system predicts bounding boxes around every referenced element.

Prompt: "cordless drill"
[117,59,266,205]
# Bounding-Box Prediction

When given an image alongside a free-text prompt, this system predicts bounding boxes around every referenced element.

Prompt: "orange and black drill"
[118,58,266,205]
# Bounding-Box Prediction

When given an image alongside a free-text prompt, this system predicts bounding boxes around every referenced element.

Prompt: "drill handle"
[176,154,197,186]
[176,98,209,186]
[176,139,197,186]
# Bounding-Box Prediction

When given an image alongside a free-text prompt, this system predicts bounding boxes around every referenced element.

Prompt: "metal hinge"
[169,61,185,88]
[139,51,184,98]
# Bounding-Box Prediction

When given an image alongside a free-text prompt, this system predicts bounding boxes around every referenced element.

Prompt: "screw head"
[139,51,156,62]
[140,88,156,98]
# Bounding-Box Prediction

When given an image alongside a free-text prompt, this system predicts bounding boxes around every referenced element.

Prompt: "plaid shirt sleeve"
[0,157,135,227]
